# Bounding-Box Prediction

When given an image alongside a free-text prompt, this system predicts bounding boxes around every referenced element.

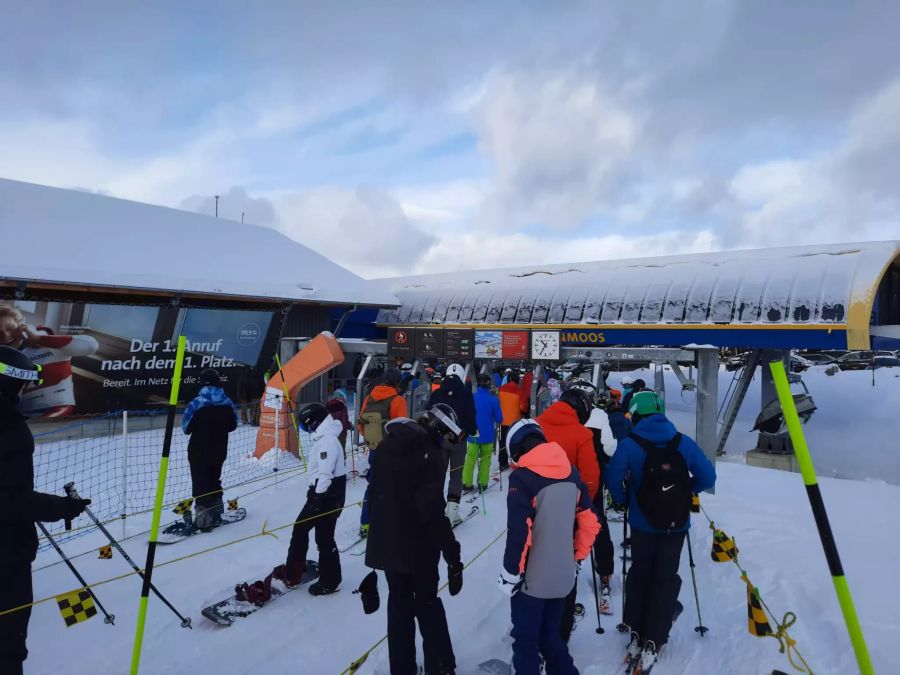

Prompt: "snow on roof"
[0,178,397,307]
[375,242,900,328]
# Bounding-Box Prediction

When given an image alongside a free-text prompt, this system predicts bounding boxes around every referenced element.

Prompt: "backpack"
[633,433,691,531]
[360,395,397,450]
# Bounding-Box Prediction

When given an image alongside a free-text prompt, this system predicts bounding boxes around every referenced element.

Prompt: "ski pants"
[190,456,225,512]
[499,425,512,469]
[360,449,375,527]
[385,546,455,675]
[511,591,578,675]
[286,476,346,588]
[0,563,31,675]
[445,439,467,504]
[560,582,578,644]
[592,493,614,578]
[463,441,493,489]
[623,528,685,647]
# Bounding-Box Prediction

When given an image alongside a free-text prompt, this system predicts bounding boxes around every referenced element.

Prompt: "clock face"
[531,331,560,360]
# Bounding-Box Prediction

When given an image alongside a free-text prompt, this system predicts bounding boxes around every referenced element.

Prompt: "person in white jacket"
[274,402,347,596]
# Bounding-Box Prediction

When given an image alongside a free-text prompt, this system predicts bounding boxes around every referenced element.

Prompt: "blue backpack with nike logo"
[632,433,691,531]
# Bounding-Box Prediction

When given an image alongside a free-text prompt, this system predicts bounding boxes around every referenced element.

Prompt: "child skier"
[182,368,238,530]
[462,373,503,494]
[498,419,600,675]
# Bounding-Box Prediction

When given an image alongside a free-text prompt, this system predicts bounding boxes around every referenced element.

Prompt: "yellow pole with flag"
[130,336,186,674]
[769,360,874,675]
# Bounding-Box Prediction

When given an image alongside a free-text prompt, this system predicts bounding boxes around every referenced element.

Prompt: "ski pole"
[589,548,605,634]
[36,521,115,625]
[616,507,629,633]
[65,483,192,628]
[685,530,708,636]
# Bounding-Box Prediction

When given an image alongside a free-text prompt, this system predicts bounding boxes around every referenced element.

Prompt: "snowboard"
[201,560,319,626]
[158,508,247,545]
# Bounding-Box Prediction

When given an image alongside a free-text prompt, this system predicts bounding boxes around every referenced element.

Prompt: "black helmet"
[418,403,464,443]
[199,368,221,386]
[0,346,41,403]
[506,419,546,462]
[297,402,330,433]
[383,368,403,388]
[477,373,493,389]
[560,388,592,424]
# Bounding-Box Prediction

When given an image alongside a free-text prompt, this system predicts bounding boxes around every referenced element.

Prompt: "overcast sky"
[3,1,899,278]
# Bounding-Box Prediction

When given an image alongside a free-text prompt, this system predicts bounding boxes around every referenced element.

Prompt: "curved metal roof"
[376,242,900,350]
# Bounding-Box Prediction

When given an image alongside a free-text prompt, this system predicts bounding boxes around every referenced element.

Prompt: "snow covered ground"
[25,439,900,674]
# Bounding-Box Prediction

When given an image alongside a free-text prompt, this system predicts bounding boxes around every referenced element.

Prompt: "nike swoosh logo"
[662,484,676,492]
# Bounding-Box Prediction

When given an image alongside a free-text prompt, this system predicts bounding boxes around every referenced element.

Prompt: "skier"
[357,368,408,539]
[365,403,466,675]
[497,371,523,470]
[243,402,347,601]
[0,346,91,675]
[604,389,633,442]
[182,368,238,530]
[427,363,477,525]
[497,419,600,675]
[462,373,503,494]
[606,390,716,673]
[535,387,601,642]
[621,378,646,414]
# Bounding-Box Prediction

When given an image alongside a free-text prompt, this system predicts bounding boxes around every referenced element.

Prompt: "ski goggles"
[0,360,43,386]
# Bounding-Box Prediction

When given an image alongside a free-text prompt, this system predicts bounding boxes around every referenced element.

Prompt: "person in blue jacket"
[462,373,503,493]
[605,390,716,673]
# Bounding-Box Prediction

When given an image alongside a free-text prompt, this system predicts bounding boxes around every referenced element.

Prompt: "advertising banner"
[0,300,279,417]
[501,331,530,359]
[474,330,502,359]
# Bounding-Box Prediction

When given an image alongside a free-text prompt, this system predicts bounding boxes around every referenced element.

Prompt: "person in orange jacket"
[497,371,523,470]
[536,387,600,644]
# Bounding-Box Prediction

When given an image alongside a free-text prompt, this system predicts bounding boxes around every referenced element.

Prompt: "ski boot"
[446,501,462,526]
[624,631,642,670]
[271,561,305,588]
[308,581,340,596]
[461,485,475,496]
[635,641,658,674]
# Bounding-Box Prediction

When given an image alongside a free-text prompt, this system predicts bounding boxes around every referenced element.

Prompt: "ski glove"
[55,495,91,522]
[447,561,463,596]
[497,568,522,597]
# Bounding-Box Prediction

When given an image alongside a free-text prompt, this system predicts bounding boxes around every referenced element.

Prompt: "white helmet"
[446,363,466,381]
[620,375,635,387]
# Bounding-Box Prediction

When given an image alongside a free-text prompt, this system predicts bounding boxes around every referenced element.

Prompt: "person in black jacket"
[365,403,465,675]
[426,364,477,526]
[182,369,238,530]
[0,346,90,675]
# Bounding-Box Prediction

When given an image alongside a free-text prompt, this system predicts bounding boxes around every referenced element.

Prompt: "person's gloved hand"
[497,568,522,597]
[447,561,463,596]
[58,496,91,521]
[306,488,324,509]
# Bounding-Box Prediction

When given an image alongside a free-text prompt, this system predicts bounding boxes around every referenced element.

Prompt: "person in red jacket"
[536,387,600,644]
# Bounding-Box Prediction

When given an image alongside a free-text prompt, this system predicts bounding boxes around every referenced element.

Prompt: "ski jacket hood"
[605,413,716,534]
[182,386,237,433]
[514,441,572,479]
[368,385,401,401]
[536,401,600,498]
[314,413,344,440]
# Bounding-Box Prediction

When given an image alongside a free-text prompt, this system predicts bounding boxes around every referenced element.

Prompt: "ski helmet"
[419,402,464,443]
[620,375,635,387]
[445,363,466,381]
[568,378,597,398]
[297,402,330,432]
[628,390,665,418]
[400,362,414,373]
[199,368,221,386]
[383,368,403,388]
[559,388,592,424]
[506,419,546,462]
[0,346,41,403]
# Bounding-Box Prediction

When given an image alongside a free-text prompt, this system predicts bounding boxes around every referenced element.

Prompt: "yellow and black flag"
[744,575,773,637]
[711,526,738,562]
[56,589,97,627]
[228,499,239,511]
[98,545,112,559]
[690,493,701,513]
[173,498,193,515]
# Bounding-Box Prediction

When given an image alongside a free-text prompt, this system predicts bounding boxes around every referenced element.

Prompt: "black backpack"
[633,433,691,531]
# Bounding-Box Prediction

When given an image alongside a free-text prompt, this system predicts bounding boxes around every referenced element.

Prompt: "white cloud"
[274,186,437,278]
[473,69,639,230]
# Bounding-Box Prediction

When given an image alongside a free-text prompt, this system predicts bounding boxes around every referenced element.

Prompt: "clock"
[531,330,561,360]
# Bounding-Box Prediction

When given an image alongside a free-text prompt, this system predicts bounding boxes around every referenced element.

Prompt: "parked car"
[836,351,895,370]
[801,353,836,366]
[789,354,813,373]
[871,355,900,369]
